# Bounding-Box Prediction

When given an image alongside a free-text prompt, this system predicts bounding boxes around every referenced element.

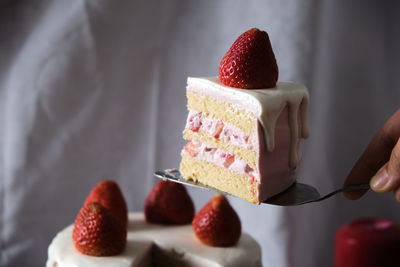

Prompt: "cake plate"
[154,169,370,206]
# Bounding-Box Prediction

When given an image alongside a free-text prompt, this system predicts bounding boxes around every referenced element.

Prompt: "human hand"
[344,109,400,201]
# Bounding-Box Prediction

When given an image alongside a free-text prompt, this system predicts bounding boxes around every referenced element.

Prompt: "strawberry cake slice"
[180,28,309,204]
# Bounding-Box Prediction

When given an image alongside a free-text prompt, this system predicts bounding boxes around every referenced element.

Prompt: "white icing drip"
[243,87,309,167]
[187,77,309,168]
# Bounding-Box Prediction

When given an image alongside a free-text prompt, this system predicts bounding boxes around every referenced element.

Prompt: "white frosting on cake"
[46,212,262,267]
[187,77,309,168]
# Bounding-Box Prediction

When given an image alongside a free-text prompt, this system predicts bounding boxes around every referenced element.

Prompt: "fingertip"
[395,188,400,203]
[370,165,390,193]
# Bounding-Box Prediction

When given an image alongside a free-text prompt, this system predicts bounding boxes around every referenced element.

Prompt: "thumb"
[370,137,400,193]
[344,109,400,200]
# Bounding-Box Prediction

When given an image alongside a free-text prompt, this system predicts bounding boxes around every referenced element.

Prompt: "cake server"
[154,169,370,206]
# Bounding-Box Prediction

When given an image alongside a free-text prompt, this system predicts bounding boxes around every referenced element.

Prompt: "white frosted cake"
[180,77,309,204]
[46,212,262,267]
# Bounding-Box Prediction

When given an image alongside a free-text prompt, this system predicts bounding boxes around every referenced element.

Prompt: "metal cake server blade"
[154,169,370,206]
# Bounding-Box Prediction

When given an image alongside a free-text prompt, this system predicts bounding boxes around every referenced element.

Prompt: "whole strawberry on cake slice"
[219,28,278,89]
[180,28,310,204]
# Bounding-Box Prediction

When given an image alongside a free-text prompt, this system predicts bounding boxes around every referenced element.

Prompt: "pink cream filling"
[182,140,258,180]
[185,110,256,150]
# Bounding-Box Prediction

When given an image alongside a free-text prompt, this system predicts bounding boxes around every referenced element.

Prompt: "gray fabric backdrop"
[1,0,399,266]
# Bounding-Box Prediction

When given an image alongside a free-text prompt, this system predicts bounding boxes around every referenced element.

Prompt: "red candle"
[335,218,400,267]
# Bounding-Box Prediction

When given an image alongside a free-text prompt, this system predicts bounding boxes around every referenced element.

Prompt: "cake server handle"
[264,182,370,206]
[315,183,371,202]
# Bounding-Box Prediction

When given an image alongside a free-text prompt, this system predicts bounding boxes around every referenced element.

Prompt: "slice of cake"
[179,28,309,204]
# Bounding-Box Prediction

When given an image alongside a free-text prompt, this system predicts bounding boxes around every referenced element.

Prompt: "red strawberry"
[219,28,278,89]
[184,141,202,157]
[144,180,195,225]
[222,153,235,168]
[84,180,128,228]
[73,202,127,256]
[192,194,241,247]
[188,112,202,132]
[213,121,224,139]
[248,176,255,185]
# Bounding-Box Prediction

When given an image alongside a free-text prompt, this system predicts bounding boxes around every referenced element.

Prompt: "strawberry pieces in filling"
[183,140,256,180]
[186,111,253,149]
[213,121,224,139]
[184,141,202,157]
[188,112,202,132]
[221,153,235,168]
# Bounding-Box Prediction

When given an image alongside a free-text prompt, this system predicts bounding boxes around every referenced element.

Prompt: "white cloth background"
[1,0,399,266]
